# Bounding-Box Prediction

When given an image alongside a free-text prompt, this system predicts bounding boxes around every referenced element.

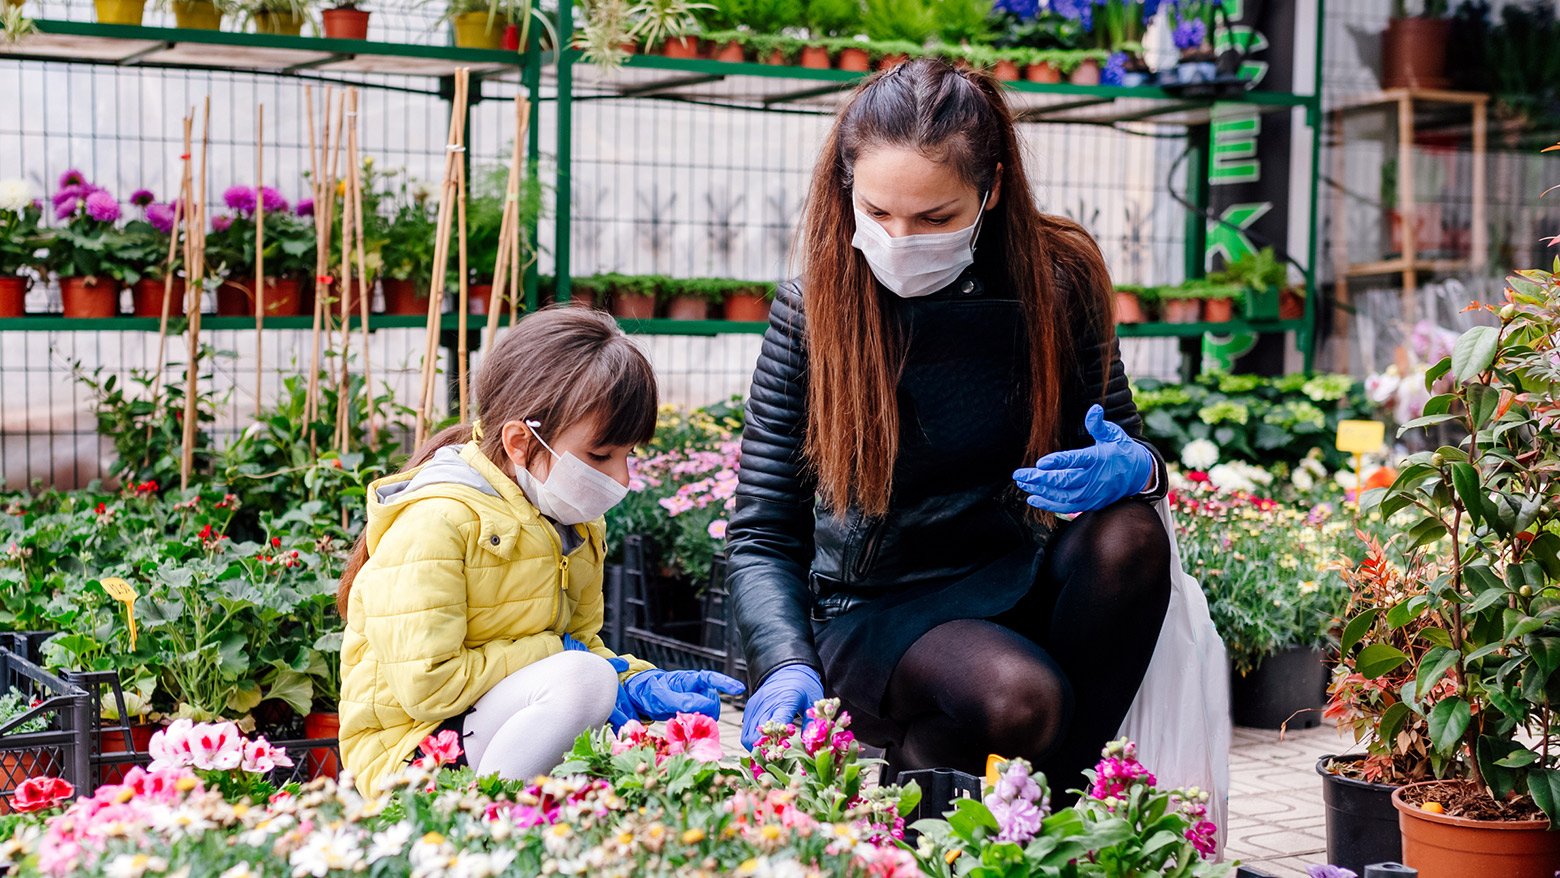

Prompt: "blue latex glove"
[561,634,635,729]
[740,665,824,750]
[621,669,746,722]
[1013,404,1154,515]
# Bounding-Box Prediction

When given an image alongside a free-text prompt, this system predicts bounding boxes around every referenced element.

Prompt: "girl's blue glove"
[621,669,745,722]
[740,665,824,750]
[561,633,635,729]
[1013,404,1154,514]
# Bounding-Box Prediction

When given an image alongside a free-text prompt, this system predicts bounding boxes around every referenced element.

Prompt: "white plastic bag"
[1116,498,1232,852]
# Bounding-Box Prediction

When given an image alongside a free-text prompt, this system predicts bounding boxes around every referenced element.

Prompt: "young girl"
[338,306,744,795]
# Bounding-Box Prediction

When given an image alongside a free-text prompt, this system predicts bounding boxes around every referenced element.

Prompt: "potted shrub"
[866,38,919,70]
[663,277,715,320]
[1200,283,1240,323]
[863,0,934,61]
[121,189,186,319]
[1113,283,1148,324]
[207,186,313,317]
[1157,283,1203,323]
[803,0,860,67]
[563,274,600,308]
[607,273,657,319]
[1358,270,1560,876]
[320,0,368,38]
[245,0,309,34]
[1209,247,1287,322]
[703,28,744,63]
[723,279,772,321]
[828,37,871,72]
[1064,49,1106,84]
[43,171,135,318]
[380,183,439,316]
[1382,0,1451,89]
[167,0,225,30]
[1025,48,1063,82]
[447,0,507,49]
[464,163,539,315]
[0,177,44,318]
[629,0,705,59]
[95,0,147,25]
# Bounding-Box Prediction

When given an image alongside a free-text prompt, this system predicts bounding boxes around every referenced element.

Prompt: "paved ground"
[716,707,1339,877]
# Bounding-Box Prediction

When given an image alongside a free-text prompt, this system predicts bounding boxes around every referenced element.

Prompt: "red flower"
[417,729,463,767]
[94,502,107,515]
[134,480,158,495]
[271,537,282,548]
[1186,471,1210,483]
[11,776,74,813]
[199,524,213,541]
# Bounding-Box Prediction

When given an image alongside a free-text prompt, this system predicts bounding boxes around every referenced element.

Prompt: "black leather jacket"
[726,269,1166,687]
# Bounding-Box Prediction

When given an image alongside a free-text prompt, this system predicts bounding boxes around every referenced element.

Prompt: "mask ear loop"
[524,419,561,458]
[969,188,993,255]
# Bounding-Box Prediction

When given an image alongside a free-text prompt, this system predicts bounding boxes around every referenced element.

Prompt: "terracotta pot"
[765,49,787,66]
[723,292,770,322]
[94,0,145,25]
[381,278,430,316]
[60,276,121,318]
[451,11,506,49]
[172,0,222,29]
[217,278,303,317]
[1393,781,1560,878]
[878,53,908,71]
[253,9,305,34]
[660,35,700,58]
[466,283,495,314]
[992,59,1020,81]
[835,46,869,72]
[611,293,656,320]
[1161,298,1202,324]
[1114,291,1146,324]
[303,712,341,780]
[664,295,708,320]
[1382,17,1450,89]
[1279,289,1305,321]
[130,277,186,318]
[563,289,596,308]
[0,275,28,317]
[799,44,830,69]
[97,722,158,786]
[321,6,369,39]
[1069,58,1100,86]
[712,40,744,63]
[1026,61,1061,83]
[1203,297,1235,322]
[0,750,52,815]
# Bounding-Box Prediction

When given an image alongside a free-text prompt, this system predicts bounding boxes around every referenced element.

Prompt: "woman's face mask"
[851,189,990,298]
[511,420,629,525]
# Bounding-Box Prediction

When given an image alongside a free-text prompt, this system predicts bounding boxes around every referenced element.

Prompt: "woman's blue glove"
[740,665,824,750]
[621,669,745,722]
[1013,404,1154,514]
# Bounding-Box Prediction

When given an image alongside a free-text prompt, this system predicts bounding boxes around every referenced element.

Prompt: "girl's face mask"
[512,420,628,525]
[850,189,990,298]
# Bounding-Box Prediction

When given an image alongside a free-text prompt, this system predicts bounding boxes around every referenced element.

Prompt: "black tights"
[877,500,1171,790]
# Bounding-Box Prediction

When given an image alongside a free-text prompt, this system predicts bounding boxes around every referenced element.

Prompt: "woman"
[727,58,1173,787]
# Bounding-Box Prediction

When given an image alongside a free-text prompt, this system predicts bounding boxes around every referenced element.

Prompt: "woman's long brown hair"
[336,305,658,615]
[799,58,1114,516]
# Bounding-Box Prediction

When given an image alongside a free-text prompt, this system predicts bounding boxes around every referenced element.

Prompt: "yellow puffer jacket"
[339,441,652,795]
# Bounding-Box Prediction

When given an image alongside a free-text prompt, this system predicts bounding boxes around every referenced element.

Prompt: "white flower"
[1208,463,1255,494]
[1292,468,1315,492]
[219,866,261,878]
[105,854,168,878]
[367,821,414,864]
[1180,438,1220,470]
[0,179,32,213]
[450,849,519,878]
[288,825,364,877]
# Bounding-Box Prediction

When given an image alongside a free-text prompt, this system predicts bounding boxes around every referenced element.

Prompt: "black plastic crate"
[0,648,92,808]
[608,537,747,687]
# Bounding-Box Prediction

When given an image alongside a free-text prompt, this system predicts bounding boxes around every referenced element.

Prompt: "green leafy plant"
[1209,246,1288,292]
[862,0,934,45]
[627,0,712,49]
[466,160,543,285]
[74,357,221,490]
[381,177,441,283]
[0,688,47,735]
[803,0,858,38]
[928,0,989,45]
[0,179,45,277]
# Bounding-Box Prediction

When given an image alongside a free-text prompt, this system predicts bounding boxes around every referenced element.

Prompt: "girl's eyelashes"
[588,452,612,463]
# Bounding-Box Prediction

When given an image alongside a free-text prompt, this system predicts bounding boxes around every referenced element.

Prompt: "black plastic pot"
[896,767,981,841]
[1230,646,1328,729]
[1317,755,1403,875]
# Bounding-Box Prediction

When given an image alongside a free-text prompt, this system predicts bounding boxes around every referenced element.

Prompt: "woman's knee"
[979,658,1072,755]
[1058,500,1170,584]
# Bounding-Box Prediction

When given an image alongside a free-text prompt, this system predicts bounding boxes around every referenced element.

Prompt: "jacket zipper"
[537,521,589,632]
[852,519,885,580]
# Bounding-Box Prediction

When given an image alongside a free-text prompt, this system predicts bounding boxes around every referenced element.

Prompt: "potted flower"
[1382,0,1451,89]
[243,0,310,34]
[0,686,50,812]
[320,0,367,38]
[1358,270,1560,876]
[723,278,772,321]
[206,185,313,317]
[0,177,44,318]
[380,181,439,316]
[43,170,135,318]
[1160,0,1218,88]
[121,189,185,319]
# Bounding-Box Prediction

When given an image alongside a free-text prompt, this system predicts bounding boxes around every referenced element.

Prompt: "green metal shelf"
[0,19,525,81]
[1114,319,1307,338]
[0,313,773,334]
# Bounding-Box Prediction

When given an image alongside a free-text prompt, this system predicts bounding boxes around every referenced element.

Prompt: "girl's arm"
[357,499,565,722]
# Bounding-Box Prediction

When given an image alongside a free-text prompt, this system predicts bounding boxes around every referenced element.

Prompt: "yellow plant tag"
[985,754,1005,786]
[99,577,139,651]
[1336,419,1386,455]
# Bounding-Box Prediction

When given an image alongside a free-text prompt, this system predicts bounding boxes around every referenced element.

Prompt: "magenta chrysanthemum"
[146,202,177,234]
[58,169,86,189]
[212,214,233,232]
[129,188,156,208]
[295,198,314,217]
[223,185,257,214]
[51,184,85,210]
[259,186,288,214]
[84,190,120,223]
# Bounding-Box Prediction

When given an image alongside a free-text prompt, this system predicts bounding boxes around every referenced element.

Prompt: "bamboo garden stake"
[253,102,266,419]
[348,88,376,446]
[485,96,531,350]
[146,114,194,453]
[180,97,211,491]
[416,68,469,445]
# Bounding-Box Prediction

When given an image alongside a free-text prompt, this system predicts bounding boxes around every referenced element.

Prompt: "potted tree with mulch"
[45,171,133,318]
[1355,275,1560,877]
[0,178,44,318]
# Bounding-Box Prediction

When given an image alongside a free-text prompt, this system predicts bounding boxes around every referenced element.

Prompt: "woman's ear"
[499,419,533,471]
[986,163,1004,211]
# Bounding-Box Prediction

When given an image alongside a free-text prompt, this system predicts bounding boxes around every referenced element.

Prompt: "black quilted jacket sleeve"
[726,282,823,685]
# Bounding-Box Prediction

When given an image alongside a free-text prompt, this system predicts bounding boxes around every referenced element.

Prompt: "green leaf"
[1528,769,1560,829]
[1452,325,1499,383]
[264,667,315,717]
[1379,701,1412,744]
[1341,609,1380,656]
[1495,749,1540,769]
[1478,735,1523,800]
[1408,518,1448,550]
[1421,393,1455,416]
[1467,383,1500,429]
[1416,647,1460,699]
[1469,586,1512,614]
[1425,356,1452,390]
[1427,697,1471,754]
[1450,462,1485,527]
[1398,413,1458,433]
[1388,595,1429,629]
[1527,635,1560,681]
[1357,643,1410,679]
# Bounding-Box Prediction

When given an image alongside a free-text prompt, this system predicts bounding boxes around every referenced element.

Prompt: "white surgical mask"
[850,190,990,298]
[512,420,628,525]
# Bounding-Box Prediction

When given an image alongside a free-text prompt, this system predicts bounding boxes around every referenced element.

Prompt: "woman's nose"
[880,217,913,239]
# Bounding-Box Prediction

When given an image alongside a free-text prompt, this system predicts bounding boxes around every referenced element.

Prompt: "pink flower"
[211,214,232,232]
[11,776,74,812]
[58,169,86,189]
[259,186,288,214]
[417,729,463,767]
[147,718,245,772]
[295,197,314,217]
[707,519,728,540]
[223,185,256,214]
[1186,819,1219,858]
[241,737,294,773]
[129,188,155,208]
[84,190,120,223]
[145,202,176,234]
[665,713,723,762]
[1089,739,1157,801]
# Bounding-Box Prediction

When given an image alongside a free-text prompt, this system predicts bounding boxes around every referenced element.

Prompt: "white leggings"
[460,650,620,780]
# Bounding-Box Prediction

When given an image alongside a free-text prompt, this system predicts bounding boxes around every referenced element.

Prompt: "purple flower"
[1101,51,1129,86]
[983,759,1048,844]
[222,185,257,215]
[1172,18,1206,51]
[52,184,87,210]
[1051,0,1094,30]
[992,0,1038,20]
[1305,867,1357,878]
[146,202,177,235]
[84,190,120,223]
[129,188,156,208]
[259,186,288,215]
[295,198,314,217]
[212,214,233,233]
[54,200,77,221]
[58,169,86,189]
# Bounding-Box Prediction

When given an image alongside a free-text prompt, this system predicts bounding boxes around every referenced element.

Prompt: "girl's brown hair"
[798,57,1114,516]
[336,305,658,614]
